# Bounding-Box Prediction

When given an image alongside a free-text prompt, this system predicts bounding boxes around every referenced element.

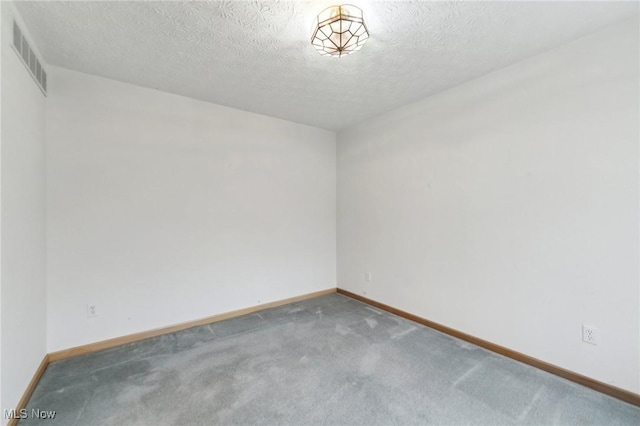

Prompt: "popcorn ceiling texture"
[15,1,638,130]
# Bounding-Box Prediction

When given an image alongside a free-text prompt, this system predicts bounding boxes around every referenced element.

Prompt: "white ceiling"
[16,1,639,131]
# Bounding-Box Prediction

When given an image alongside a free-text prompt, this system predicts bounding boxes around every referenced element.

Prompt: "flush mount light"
[311,4,369,57]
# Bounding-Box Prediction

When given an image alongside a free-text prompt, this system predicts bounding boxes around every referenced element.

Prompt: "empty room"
[1,0,639,424]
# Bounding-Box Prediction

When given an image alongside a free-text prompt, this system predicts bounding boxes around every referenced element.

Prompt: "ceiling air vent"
[12,20,47,95]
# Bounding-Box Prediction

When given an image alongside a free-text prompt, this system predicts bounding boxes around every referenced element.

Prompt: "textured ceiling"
[16,1,639,130]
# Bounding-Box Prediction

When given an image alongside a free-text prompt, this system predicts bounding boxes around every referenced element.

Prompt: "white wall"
[46,67,336,352]
[0,2,47,419]
[338,18,639,393]
[0,8,3,418]
[0,4,4,419]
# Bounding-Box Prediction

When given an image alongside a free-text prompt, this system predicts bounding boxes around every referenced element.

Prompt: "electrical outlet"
[87,304,98,318]
[582,324,597,345]
[365,272,372,282]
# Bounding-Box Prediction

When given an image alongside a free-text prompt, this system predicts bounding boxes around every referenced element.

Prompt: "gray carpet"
[21,294,640,425]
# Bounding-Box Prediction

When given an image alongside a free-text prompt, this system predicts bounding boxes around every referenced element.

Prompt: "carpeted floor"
[21,293,640,425]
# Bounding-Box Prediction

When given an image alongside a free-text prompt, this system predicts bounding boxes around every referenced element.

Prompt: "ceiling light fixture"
[311,4,369,57]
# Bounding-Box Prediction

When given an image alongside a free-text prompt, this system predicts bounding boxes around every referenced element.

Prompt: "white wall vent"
[12,20,47,95]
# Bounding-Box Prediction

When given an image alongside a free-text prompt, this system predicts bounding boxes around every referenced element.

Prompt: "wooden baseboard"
[6,354,50,426]
[16,287,637,419]
[11,288,336,423]
[49,288,337,362]
[336,288,640,407]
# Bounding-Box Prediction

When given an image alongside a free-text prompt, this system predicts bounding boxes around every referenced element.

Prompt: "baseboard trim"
[49,287,337,362]
[17,287,638,417]
[12,288,336,422]
[7,354,50,426]
[336,288,640,407]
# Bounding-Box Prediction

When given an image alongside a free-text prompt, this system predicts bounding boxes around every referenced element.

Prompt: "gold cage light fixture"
[311,4,369,57]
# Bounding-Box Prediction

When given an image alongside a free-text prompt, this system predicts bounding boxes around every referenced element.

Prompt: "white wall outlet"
[582,324,597,345]
[87,304,98,318]
[364,272,372,282]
